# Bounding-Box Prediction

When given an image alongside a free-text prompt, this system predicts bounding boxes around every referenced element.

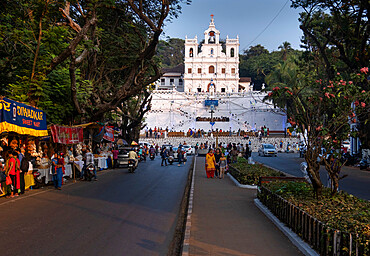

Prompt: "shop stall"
[50,124,84,180]
[0,97,48,196]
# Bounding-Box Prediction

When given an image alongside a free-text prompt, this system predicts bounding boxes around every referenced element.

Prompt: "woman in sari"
[205,149,216,178]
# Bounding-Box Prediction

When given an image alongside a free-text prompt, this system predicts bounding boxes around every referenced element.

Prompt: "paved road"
[0,156,191,256]
[252,152,370,200]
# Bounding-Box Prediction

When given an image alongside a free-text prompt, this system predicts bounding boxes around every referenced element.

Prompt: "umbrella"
[131,141,138,146]
[117,139,128,145]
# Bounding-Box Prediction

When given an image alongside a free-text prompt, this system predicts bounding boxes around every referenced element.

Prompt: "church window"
[198,68,202,74]
[230,48,235,57]
[197,88,202,92]
[189,48,193,57]
[221,68,225,74]
[170,78,174,84]
[231,68,235,74]
[209,65,215,73]
[179,79,183,86]
[208,31,215,44]
[188,68,192,73]
[210,48,214,55]
[221,88,226,92]
[161,79,165,85]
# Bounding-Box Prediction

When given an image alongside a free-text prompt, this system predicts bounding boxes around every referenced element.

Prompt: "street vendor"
[51,152,63,190]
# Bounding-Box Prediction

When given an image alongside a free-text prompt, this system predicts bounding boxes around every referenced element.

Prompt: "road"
[0,156,191,256]
[252,152,370,200]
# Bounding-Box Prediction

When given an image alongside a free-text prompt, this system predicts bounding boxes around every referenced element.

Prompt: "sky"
[162,0,304,52]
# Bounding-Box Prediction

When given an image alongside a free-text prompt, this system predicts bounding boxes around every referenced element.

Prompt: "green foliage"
[231,158,284,185]
[239,44,302,89]
[157,38,184,68]
[264,181,370,236]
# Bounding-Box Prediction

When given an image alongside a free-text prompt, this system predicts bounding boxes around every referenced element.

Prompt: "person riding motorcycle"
[149,146,156,155]
[128,149,138,168]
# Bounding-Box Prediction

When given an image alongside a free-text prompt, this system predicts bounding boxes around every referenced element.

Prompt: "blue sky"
[162,0,304,52]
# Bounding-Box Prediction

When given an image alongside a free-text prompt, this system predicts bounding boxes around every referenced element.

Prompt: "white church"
[147,16,287,132]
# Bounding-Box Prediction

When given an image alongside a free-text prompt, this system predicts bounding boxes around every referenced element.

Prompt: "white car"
[258,143,277,157]
[183,145,195,155]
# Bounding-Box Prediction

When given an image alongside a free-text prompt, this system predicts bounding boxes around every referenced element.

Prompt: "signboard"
[0,97,48,137]
[210,122,215,126]
[103,126,115,142]
[204,100,219,107]
[50,125,83,144]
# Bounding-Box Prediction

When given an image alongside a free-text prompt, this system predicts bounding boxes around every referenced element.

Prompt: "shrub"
[264,181,370,236]
[230,157,284,185]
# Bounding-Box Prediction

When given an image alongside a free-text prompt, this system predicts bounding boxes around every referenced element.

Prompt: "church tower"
[184,15,240,93]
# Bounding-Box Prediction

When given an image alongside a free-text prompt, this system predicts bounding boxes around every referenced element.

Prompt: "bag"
[20,158,29,172]
[0,171,6,182]
[6,176,12,185]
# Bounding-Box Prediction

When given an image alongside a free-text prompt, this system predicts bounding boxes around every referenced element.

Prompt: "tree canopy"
[0,0,190,126]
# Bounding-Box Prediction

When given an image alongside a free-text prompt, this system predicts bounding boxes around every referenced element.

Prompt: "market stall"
[50,124,84,180]
[0,96,48,196]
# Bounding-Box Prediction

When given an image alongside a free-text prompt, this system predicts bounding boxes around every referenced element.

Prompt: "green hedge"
[264,181,370,237]
[230,157,285,185]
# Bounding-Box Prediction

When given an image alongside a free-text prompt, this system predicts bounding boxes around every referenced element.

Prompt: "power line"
[242,0,290,52]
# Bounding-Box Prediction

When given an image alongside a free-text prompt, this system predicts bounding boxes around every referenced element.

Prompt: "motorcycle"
[84,163,96,181]
[150,153,155,160]
[168,155,174,165]
[359,157,369,170]
[128,159,137,173]
[32,170,45,188]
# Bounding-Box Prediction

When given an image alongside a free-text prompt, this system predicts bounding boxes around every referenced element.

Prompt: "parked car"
[183,145,195,155]
[258,143,277,157]
[173,147,187,162]
[117,147,130,167]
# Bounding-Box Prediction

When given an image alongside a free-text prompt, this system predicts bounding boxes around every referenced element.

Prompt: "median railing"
[257,185,369,256]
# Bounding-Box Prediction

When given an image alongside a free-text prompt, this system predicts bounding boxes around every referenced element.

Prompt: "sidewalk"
[187,156,304,256]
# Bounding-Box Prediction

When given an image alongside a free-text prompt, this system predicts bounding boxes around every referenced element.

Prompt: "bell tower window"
[208,31,215,44]
[230,48,235,57]
[189,48,193,57]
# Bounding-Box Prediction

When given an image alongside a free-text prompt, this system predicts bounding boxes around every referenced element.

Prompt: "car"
[173,147,187,162]
[258,143,277,157]
[117,146,131,167]
[183,145,195,155]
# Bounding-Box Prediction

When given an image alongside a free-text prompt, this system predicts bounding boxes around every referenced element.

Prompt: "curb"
[254,198,319,256]
[181,156,196,256]
[227,173,257,189]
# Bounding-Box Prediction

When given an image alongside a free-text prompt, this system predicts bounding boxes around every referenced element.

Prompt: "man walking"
[161,147,168,166]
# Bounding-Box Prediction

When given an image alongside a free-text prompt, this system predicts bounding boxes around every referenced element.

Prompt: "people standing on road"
[51,153,63,190]
[230,146,238,163]
[112,147,119,169]
[161,146,168,166]
[7,151,20,197]
[219,153,227,179]
[177,146,184,167]
[214,148,222,177]
[205,149,216,178]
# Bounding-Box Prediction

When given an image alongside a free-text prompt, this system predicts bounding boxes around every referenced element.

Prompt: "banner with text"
[0,97,48,136]
[50,125,84,144]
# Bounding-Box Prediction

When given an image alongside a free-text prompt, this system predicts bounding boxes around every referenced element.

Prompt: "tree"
[291,0,370,149]
[117,90,152,144]
[278,41,292,61]
[0,0,190,125]
[266,57,369,196]
[157,38,185,68]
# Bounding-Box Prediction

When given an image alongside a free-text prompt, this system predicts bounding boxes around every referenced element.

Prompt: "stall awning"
[0,97,48,137]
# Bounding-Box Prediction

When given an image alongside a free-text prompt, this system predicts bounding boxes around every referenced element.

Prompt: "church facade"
[184,16,242,93]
